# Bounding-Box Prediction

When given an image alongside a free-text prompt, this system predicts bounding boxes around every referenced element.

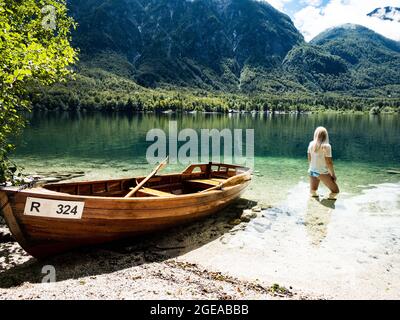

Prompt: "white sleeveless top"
[307,141,332,174]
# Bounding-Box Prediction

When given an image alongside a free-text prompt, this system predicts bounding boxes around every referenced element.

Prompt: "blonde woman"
[308,127,339,200]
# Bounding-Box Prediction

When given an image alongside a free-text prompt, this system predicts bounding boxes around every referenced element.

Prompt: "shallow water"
[186,181,400,298]
[11,111,400,298]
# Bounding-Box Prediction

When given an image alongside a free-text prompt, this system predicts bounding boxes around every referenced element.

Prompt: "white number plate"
[24,197,84,219]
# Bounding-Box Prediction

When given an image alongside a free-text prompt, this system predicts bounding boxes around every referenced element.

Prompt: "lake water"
[13,111,400,203]
[11,111,400,298]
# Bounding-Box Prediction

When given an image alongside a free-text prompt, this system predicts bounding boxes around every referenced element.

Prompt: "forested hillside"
[32,0,400,113]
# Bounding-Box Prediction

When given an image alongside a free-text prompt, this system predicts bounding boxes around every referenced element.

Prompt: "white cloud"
[262,0,293,11]
[293,0,400,41]
[301,0,323,6]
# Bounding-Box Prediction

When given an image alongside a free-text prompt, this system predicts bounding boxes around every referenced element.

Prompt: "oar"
[199,174,251,193]
[125,157,169,198]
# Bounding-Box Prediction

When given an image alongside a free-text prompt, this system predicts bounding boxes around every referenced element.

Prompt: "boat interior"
[44,163,250,198]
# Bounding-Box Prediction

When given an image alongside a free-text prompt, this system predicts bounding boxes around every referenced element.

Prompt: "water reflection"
[304,197,335,246]
[14,111,400,167]
[11,112,400,204]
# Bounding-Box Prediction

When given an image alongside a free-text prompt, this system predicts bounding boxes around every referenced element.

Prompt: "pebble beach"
[0,199,308,300]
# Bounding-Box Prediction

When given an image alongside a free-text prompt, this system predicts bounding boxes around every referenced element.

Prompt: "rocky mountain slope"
[367,6,400,22]
[68,0,304,90]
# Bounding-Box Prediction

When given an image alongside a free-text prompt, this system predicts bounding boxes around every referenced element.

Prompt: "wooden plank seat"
[186,178,225,187]
[133,187,176,197]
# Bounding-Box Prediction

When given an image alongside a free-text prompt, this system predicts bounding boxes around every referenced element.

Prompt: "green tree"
[0,0,78,183]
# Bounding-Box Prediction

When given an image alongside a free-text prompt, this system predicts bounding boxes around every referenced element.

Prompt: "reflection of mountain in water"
[16,112,400,167]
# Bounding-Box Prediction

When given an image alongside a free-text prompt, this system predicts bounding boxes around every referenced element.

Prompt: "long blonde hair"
[313,127,329,152]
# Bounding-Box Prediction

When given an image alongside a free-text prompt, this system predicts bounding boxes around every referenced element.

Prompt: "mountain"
[34,1,400,112]
[68,0,303,90]
[282,44,349,92]
[310,24,400,92]
[367,6,400,22]
[66,1,400,93]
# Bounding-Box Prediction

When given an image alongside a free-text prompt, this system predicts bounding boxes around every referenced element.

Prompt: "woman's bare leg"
[310,176,320,197]
[319,174,340,199]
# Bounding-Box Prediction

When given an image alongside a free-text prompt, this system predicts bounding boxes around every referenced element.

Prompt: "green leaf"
[0,0,77,183]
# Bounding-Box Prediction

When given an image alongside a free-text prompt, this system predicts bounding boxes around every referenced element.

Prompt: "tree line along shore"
[30,83,400,114]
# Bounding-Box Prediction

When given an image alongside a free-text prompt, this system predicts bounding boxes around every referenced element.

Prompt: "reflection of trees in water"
[304,198,336,246]
[16,112,400,164]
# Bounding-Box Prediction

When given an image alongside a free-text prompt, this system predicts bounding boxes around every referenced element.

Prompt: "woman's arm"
[325,157,337,181]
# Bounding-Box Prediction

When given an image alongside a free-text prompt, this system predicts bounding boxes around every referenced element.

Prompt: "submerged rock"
[261,205,273,210]
[252,221,272,233]
[240,209,257,222]
[23,171,87,185]
[39,177,62,183]
[69,174,85,179]
[71,171,85,175]
[229,219,242,226]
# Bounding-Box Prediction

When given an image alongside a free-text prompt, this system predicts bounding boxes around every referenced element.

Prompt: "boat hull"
[1,177,250,258]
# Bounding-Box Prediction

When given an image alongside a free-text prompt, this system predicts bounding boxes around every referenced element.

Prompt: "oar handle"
[125,157,168,198]
[199,174,251,193]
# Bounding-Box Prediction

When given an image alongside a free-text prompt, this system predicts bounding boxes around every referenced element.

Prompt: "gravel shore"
[0,199,309,300]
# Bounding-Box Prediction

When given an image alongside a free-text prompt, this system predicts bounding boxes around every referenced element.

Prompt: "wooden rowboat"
[0,163,251,258]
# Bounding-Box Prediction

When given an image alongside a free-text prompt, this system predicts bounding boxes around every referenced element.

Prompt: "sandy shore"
[0,200,311,300]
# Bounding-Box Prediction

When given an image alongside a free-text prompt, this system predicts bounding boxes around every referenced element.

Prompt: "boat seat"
[136,187,176,197]
[209,178,226,183]
[186,179,225,187]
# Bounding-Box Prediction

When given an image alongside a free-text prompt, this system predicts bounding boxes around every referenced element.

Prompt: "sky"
[263,0,400,41]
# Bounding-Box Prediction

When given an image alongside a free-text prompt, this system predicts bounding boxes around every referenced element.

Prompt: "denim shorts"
[309,169,329,178]
[309,170,320,178]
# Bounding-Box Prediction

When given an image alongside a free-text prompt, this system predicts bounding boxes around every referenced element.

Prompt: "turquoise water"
[12,112,400,204]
